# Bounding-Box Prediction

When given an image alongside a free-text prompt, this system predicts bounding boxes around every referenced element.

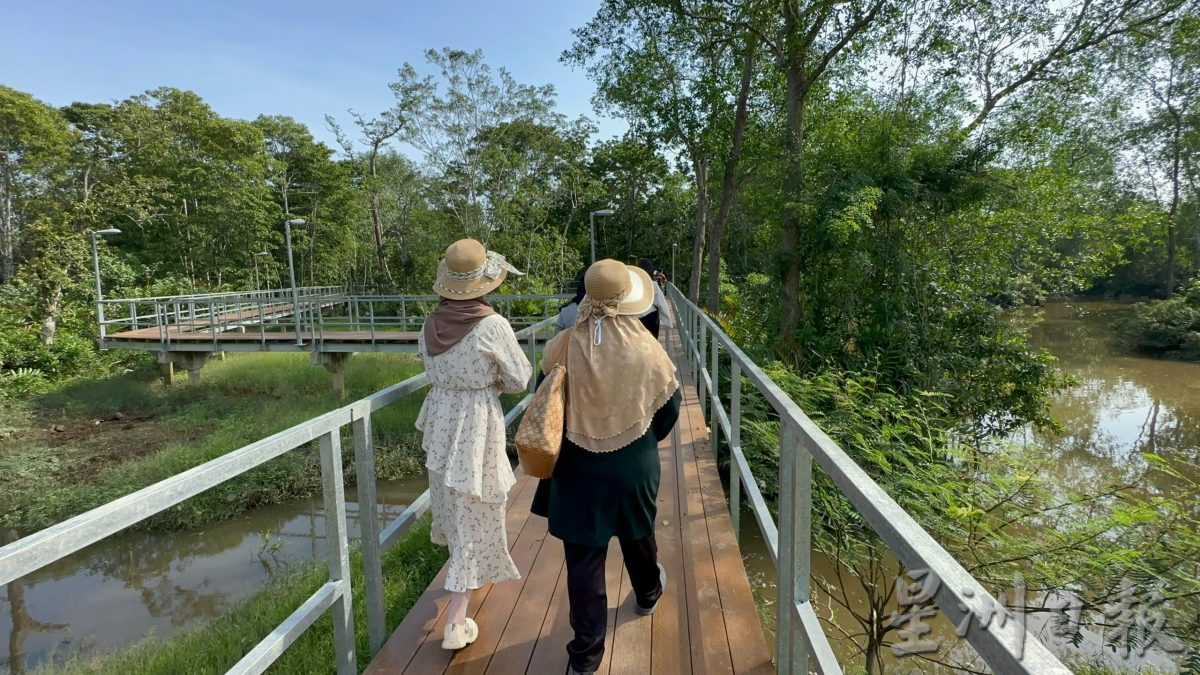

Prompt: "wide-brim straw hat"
[584,259,655,316]
[433,239,523,300]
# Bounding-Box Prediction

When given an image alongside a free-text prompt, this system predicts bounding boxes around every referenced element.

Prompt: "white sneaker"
[441,618,479,650]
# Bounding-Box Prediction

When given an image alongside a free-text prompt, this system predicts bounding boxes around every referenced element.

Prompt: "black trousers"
[563,534,662,672]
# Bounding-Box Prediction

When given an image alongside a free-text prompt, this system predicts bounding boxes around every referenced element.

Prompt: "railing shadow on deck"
[665,284,1070,675]
[0,314,556,675]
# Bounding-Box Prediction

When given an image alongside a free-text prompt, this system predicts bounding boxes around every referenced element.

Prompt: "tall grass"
[39,518,449,675]
[2,353,429,533]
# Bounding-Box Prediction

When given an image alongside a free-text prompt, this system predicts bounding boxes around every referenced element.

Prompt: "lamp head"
[254,251,269,257]
[591,209,615,217]
[285,218,306,226]
[95,228,122,236]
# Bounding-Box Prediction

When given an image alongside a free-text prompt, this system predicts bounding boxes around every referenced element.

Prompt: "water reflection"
[736,301,1199,672]
[1,477,426,673]
[1015,301,1200,489]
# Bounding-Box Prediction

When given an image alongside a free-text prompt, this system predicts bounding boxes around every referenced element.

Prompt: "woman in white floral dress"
[417,239,533,651]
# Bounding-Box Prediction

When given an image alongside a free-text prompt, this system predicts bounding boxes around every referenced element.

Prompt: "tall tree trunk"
[40,285,62,346]
[368,147,392,284]
[778,55,809,343]
[706,36,757,313]
[1,151,14,285]
[688,154,709,303]
[1166,118,1181,297]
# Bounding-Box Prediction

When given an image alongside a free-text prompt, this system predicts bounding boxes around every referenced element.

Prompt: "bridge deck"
[365,329,773,674]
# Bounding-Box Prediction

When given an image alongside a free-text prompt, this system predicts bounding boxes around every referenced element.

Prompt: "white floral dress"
[416,313,533,592]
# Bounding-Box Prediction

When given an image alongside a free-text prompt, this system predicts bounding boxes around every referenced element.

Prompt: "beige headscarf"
[541,262,679,453]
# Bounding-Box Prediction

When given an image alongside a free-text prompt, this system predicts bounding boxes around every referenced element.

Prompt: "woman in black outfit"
[531,259,681,675]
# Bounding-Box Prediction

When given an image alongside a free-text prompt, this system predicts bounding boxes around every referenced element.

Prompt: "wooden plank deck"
[365,328,773,674]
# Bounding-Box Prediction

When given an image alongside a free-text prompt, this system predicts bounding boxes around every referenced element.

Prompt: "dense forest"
[2,0,1199,671]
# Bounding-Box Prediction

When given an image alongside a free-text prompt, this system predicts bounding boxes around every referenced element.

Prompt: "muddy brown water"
[736,300,1199,673]
[2,478,426,674]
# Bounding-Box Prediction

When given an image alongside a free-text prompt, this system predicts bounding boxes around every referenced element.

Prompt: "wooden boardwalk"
[365,329,773,674]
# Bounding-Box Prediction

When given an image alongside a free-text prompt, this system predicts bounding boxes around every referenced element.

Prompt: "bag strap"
[548,329,571,372]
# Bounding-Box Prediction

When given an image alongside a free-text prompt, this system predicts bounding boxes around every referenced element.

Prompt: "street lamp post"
[589,209,614,263]
[90,228,122,345]
[672,243,678,285]
[252,251,269,291]
[285,218,306,346]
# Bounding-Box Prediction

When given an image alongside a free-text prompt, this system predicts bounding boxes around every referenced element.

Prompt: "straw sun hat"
[433,239,523,300]
[584,259,655,316]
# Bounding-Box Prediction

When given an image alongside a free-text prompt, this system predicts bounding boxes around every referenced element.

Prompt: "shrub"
[1117,278,1200,360]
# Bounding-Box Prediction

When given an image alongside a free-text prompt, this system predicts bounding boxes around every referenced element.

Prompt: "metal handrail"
[0,315,556,674]
[98,291,569,351]
[103,286,348,304]
[665,285,1070,675]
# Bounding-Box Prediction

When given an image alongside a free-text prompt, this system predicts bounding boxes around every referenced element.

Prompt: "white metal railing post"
[318,430,357,675]
[210,299,219,351]
[699,320,709,418]
[369,300,377,347]
[258,299,267,348]
[710,327,720,449]
[352,410,388,654]
[527,329,537,395]
[776,422,811,674]
[730,359,742,537]
[317,300,326,348]
[162,303,171,350]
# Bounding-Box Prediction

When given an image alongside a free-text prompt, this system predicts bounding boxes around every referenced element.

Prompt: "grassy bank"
[0,352,429,534]
[38,517,448,674]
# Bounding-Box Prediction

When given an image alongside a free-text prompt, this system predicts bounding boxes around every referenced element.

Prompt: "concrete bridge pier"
[158,352,210,385]
[312,352,351,399]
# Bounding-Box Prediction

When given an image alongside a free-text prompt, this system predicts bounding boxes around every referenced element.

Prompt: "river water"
[2,477,427,674]
[736,300,1199,672]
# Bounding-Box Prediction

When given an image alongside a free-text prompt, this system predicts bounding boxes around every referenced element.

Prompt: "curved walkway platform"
[365,329,772,675]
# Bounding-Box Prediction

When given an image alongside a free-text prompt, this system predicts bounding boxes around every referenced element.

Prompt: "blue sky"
[2,0,625,151]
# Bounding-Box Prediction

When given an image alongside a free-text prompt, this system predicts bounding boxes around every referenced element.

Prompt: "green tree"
[0,86,72,284]
[1119,13,1200,297]
[326,107,405,284]
[390,48,562,242]
[470,118,597,287]
[566,0,765,304]
[255,115,361,288]
[65,89,276,289]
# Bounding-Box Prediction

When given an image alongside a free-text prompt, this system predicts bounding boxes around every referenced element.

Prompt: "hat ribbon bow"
[445,251,522,281]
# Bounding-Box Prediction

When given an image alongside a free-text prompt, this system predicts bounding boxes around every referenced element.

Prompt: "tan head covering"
[542,259,679,453]
[433,238,523,299]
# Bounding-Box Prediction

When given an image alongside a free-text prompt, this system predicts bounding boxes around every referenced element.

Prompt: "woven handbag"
[515,333,569,478]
